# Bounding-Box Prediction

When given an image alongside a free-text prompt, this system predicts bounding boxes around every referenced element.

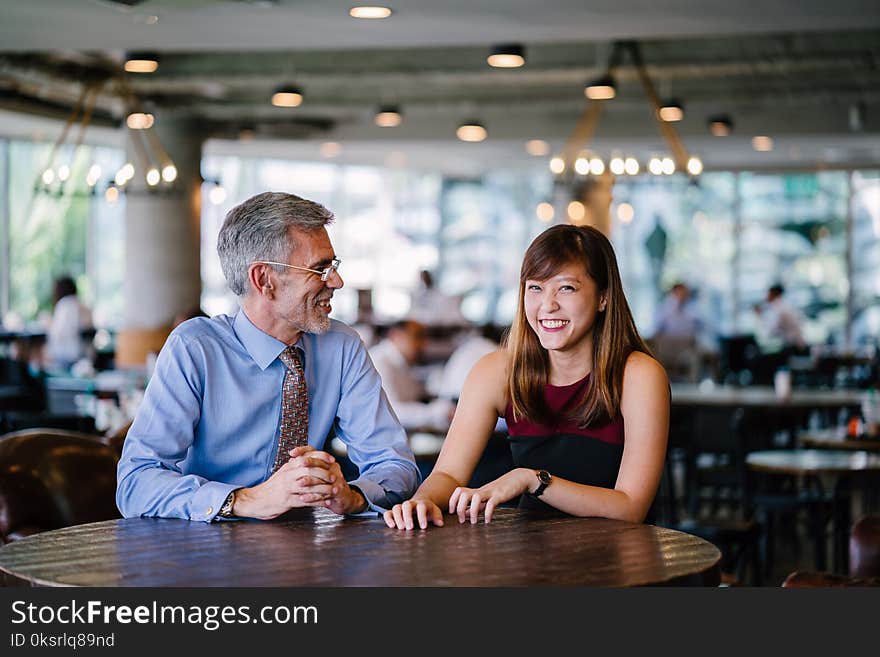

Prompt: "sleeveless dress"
[504,374,625,513]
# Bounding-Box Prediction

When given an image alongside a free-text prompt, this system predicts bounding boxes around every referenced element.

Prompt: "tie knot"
[278,346,302,371]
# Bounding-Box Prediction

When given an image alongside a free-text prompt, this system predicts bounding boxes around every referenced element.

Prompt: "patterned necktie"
[272,346,309,472]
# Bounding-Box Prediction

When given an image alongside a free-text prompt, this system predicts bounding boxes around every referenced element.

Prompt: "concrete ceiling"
[1,1,879,175]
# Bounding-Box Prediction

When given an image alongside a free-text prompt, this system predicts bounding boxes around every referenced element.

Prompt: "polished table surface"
[0,508,721,587]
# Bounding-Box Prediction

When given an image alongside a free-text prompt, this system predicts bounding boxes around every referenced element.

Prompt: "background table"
[0,508,721,587]
[671,384,864,410]
[746,449,880,573]
[798,429,880,452]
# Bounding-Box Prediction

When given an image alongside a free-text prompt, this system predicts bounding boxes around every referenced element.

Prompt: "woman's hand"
[448,468,534,524]
[383,497,445,530]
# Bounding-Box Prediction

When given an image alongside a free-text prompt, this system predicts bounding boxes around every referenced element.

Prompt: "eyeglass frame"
[253,257,341,282]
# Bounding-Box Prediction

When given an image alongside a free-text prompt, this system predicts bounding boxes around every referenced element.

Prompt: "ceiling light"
[617,203,635,224]
[567,201,586,222]
[624,157,640,175]
[105,185,119,204]
[126,112,154,129]
[525,139,549,156]
[658,99,684,122]
[549,156,565,174]
[487,44,525,68]
[456,121,487,142]
[686,157,703,176]
[374,105,402,127]
[271,86,303,107]
[86,164,101,187]
[124,52,159,73]
[57,164,70,182]
[161,163,177,182]
[752,136,774,152]
[661,157,675,174]
[589,157,605,176]
[536,202,554,223]
[609,157,625,175]
[708,115,733,137]
[320,142,342,158]
[349,6,392,19]
[584,74,616,100]
[41,168,55,185]
[146,168,161,186]
[574,156,590,175]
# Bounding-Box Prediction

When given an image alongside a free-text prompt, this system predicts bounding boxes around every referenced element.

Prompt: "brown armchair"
[782,515,880,587]
[0,429,121,543]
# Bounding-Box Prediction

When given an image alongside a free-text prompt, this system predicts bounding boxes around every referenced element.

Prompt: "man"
[651,282,703,382]
[117,192,420,521]
[652,282,701,340]
[754,283,806,352]
[369,319,454,430]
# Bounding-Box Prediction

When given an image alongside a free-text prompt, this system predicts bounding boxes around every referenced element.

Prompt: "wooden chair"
[0,429,121,543]
[782,515,880,587]
[659,407,762,585]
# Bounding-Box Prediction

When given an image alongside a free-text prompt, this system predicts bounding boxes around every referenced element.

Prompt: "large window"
[737,172,849,347]
[610,171,859,348]
[852,170,880,349]
[1,139,124,330]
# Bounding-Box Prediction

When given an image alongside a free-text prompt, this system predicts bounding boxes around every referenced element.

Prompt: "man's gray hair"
[217,191,334,296]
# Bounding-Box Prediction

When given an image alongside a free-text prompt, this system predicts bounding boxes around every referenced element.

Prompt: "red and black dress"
[504,373,625,513]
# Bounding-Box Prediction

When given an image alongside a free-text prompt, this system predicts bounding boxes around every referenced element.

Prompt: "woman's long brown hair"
[506,224,650,427]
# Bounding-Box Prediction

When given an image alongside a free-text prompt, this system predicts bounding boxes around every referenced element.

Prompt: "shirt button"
[206,507,213,515]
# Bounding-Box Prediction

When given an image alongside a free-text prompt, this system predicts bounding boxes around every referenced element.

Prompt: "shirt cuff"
[346,478,388,516]
[191,481,240,523]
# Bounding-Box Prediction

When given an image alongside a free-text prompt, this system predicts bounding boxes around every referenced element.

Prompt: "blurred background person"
[651,282,702,382]
[44,275,92,370]
[754,283,807,355]
[369,319,455,431]
[436,323,504,401]
[408,270,466,327]
[653,282,701,340]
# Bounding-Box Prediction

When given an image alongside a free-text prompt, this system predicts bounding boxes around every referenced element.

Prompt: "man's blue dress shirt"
[116,311,420,521]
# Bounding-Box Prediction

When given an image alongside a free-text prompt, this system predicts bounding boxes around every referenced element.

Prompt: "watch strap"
[531,470,551,498]
[218,490,236,518]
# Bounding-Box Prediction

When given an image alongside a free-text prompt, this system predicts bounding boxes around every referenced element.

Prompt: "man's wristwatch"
[531,470,552,498]
[218,490,236,518]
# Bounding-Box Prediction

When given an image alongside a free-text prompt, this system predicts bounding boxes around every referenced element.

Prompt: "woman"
[383,224,669,530]
[45,275,93,369]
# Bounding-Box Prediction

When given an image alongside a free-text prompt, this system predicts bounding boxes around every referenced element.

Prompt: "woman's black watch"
[531,470,552,497]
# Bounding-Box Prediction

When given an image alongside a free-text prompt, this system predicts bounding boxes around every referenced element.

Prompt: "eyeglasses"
[254,257,341,282]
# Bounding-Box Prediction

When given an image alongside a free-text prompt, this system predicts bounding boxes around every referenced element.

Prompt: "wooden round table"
[0,508,721,587]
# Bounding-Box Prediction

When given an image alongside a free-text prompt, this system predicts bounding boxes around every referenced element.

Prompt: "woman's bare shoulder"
[622,350,668,388]
[461,348,509,409]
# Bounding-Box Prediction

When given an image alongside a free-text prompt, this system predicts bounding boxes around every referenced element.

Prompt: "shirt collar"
[233,309,305,371]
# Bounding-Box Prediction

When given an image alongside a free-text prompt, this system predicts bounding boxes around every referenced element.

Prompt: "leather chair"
[782,515,880,587]
[0,429,121,543]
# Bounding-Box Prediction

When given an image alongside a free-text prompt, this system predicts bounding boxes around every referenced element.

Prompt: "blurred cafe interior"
[1,1,880,587]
